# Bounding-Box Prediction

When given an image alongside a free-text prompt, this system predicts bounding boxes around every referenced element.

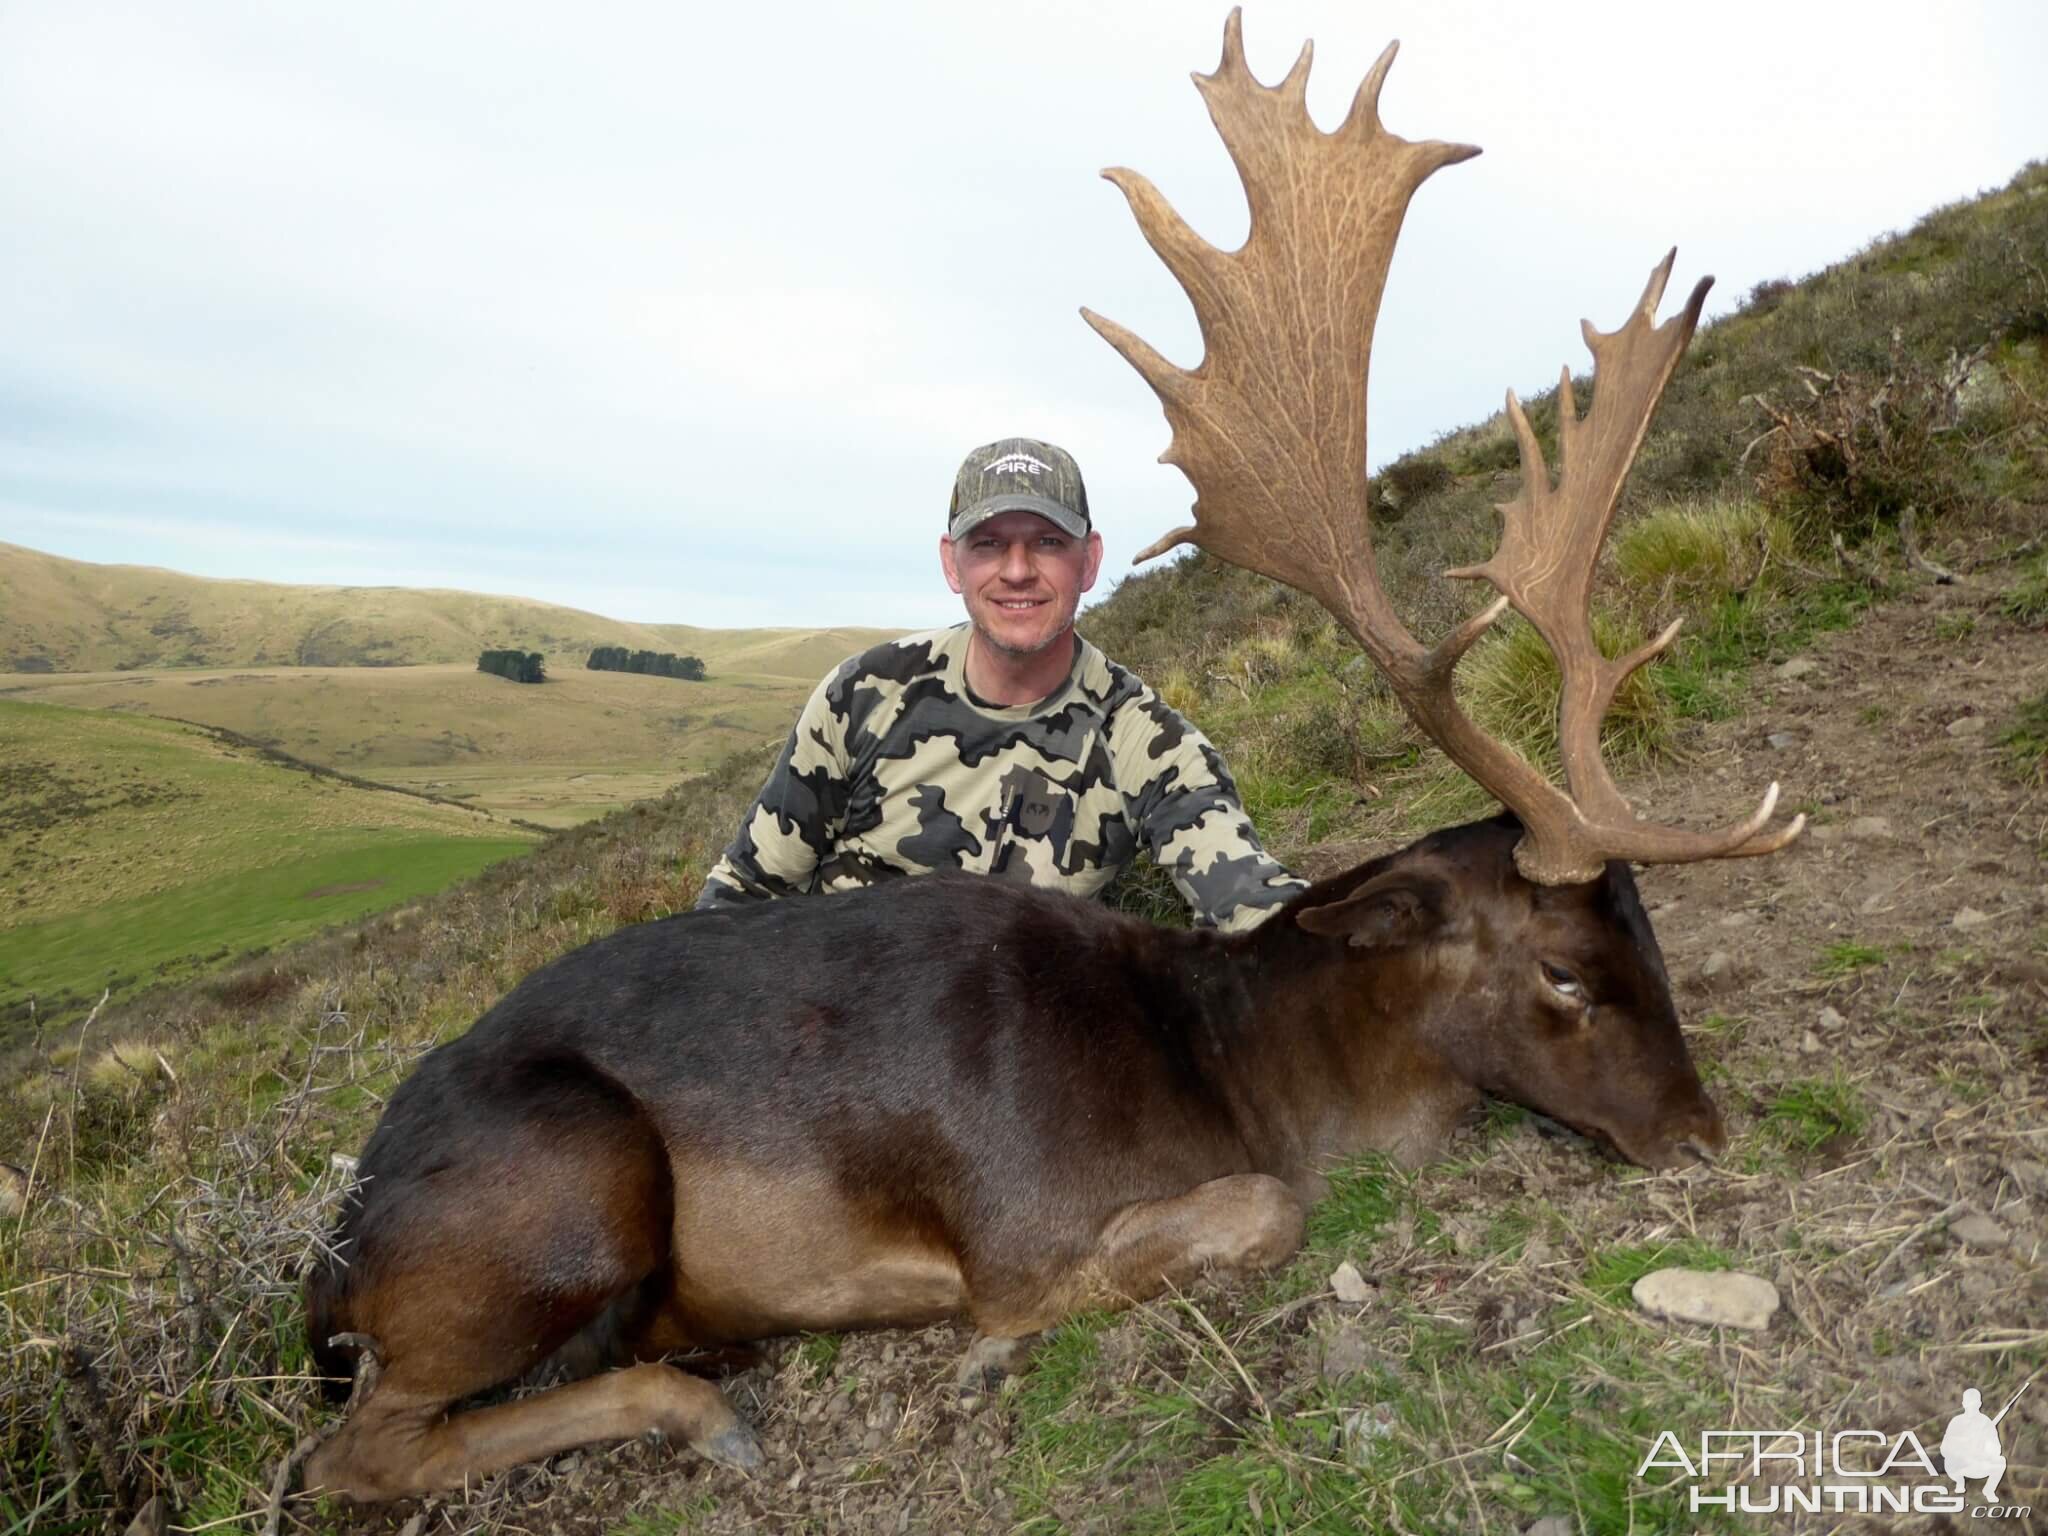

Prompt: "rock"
[1847,816,1893,842]
[1949,1213,2010,1251]
[2011,1158,2048,1196]
[1320,1322,1375,1379]
[124,1498,168,1536]
[866,1391,902,1432]
[1947,714,1988,738]
[1632,1268,1780,1330]
[1957,364,2010,422]
[1340,1402,1398,1465]
[1524,1519,1577,1536]
[1719,909,1759,928]
[1442,1214,1483,1254]
[1818,1006,1846,1031]
[0,1163,26,1221]
[1774,658,1819,681]
[1952,907,1992,931]
[1800,1030,1822,1054]
[1766,731,1800,751]
[1330,1260,1375,1304]
[1700,950,1735,980]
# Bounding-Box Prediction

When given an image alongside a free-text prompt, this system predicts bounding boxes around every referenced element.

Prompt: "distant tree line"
[586,646,706,681]
[477,649,546,684]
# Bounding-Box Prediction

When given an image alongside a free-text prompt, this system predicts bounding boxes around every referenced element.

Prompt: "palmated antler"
[1085,9,1803,884]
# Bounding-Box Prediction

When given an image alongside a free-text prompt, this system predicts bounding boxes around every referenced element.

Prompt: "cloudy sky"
[3,1,2041,630]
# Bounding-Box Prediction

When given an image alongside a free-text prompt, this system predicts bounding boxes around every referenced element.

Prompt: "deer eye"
[1540,962,1582,998]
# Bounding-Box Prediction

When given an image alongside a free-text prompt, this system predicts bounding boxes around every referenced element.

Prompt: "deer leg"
[307,1062,757,1501]
[958,1173,1306,1392]
[307,1364,760,1502]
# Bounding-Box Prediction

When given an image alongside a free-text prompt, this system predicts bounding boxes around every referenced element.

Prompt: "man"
[695,437,1303,930]
[1940,1387,2009,1499]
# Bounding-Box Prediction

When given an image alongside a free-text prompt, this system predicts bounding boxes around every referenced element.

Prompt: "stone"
[1524,1519,1577,1536]
[1340,1403,1398,1465]
[1701,950,1735,980]
[1632,1267,1780,1330]
[1949,1213,2010,1251]
[1818,1006,1846,1031]
[2010,1158,2048,1196]
[1330,1260,1375,1304]
[1957,364,2010,421]
[1952,907,1993,931]
[1800,1030,1822,1054]
[123,1498,168,1536]
[1775,658,1819,681]
[1847,816,1894,842]
[1320,1322,1375,1379]
[1766,731,1799,751]
[0,1162,26,1221]
[1947,714,1989,738]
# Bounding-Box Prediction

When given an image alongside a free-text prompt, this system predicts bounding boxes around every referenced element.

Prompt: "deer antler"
[1086,9,1803,885]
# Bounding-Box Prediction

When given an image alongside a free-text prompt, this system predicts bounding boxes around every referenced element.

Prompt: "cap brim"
[948,495,1090,541]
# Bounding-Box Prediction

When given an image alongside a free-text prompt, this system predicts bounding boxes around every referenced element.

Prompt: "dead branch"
[1898,507,1961,585]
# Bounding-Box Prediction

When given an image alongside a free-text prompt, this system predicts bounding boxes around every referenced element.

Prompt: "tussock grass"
[1998,689,2048,787]
[1610,498,1794,611]
[1458,609,1677,779]
[2002,550,2048,625]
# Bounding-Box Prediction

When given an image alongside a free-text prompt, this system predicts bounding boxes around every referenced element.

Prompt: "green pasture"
[0,698,537,1034]
[0,830,532,1031]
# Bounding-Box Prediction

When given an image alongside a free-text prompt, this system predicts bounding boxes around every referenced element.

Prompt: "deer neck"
[1195,928,1483,1176]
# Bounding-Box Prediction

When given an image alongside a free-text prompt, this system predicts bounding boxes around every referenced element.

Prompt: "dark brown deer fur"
[303,813,1724,1501]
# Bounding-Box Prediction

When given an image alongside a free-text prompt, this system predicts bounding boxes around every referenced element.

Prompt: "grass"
[2000,689,2048,786]
[1816,941,1887,978]
[2003,551,2048,624]
[1,831,532,1034]
[1756,1075,1869,1154]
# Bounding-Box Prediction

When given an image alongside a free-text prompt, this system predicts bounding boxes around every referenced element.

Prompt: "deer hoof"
[699,1423,765,1474]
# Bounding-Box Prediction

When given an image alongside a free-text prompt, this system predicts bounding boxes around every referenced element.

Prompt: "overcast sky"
[3,1,2042,630]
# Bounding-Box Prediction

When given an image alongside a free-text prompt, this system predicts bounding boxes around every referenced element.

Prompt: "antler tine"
[1445,254,1803,880]
[1092,15,1803,887]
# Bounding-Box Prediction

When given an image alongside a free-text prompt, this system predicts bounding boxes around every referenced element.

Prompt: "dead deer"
[302,11,1803,1501]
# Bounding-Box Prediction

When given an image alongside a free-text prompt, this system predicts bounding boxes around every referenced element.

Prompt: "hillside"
[0,699,536,1036]
[0,540,900,675]
[0,660,837,827]
[2,163,2044,1535]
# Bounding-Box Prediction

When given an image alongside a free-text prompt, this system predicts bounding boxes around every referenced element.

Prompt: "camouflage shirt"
[695,625,1305,930]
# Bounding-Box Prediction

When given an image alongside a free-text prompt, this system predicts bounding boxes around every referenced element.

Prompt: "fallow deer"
[302,12,1803,1500]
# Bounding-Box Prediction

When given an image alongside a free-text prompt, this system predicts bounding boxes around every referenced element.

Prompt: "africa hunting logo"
[1636,1382,2032,1518]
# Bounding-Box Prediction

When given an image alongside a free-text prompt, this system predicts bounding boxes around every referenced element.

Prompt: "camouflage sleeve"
[693,670,853,911]
[1108,687,1307,932]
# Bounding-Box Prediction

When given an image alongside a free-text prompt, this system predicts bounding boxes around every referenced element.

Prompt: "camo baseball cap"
[947,437,1091,541]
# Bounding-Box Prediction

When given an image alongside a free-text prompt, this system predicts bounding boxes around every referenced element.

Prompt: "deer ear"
[1295,870,1453,950]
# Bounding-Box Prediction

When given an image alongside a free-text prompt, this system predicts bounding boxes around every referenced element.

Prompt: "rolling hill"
[0,540,900,675]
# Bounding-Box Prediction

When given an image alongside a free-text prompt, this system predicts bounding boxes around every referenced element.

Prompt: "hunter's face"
[940,511,1103,660]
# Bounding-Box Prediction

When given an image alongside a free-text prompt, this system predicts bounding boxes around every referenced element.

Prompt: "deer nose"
[1674,1097,1729,1164]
